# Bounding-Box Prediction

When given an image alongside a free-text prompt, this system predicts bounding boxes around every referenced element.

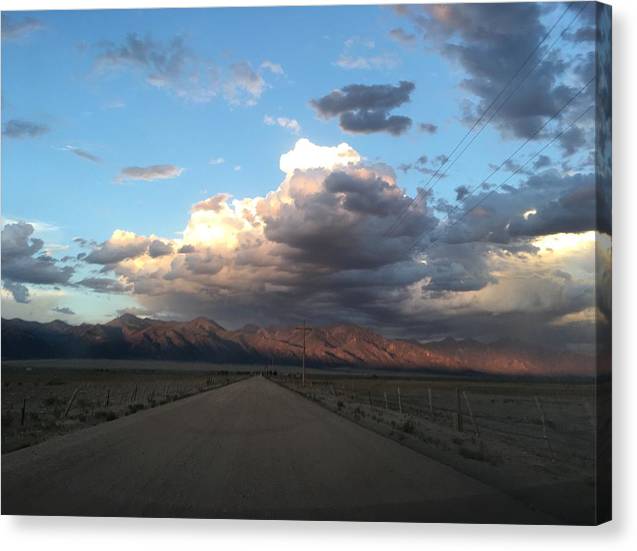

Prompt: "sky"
[1,2,611,354]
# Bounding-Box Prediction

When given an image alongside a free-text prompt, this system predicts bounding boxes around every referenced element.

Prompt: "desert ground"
[1,360,608,523]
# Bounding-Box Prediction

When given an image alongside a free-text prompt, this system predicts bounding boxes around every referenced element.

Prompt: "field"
[1,360,609,522]
[277,372,610,523]
[1,360,252,453]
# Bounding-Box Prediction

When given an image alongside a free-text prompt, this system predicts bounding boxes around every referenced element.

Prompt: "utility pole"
[296,320,311,386]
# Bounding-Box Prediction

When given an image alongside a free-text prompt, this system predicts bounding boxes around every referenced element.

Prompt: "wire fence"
[284,378,606,466]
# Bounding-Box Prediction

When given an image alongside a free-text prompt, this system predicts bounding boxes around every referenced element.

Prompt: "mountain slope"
[1,315,594,377]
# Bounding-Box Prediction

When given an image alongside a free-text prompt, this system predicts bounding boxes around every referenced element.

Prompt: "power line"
[386,1,584,237]
[411,103,594,255]
[434,74,594,233]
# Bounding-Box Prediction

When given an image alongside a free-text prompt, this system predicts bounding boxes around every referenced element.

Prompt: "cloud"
[418,122,438,134]
[2,119,49,139]
[264,115,301,134]
[558,125,587,156]
[84,230,151,265]
[78,277,129,294]
[223,62,265,106]
[62,145,101,163]
[260,60,284,75]
[209,157,225,165]
[389,28,416,45]
[395,3,595,140]
[454,185,470,201]
[3,280,30,303]
[191,194,230,213]
[311,81,415,135]
[1,16,43,41]
[1,222,74,302]
[148,239,173,258]
[51,139,600,353]
[116,164,183,182]
[52,306,76,316]
[93,33,277,106]
[335,53,399,70]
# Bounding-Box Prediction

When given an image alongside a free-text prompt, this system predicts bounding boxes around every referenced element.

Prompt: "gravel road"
[2,376,554,522]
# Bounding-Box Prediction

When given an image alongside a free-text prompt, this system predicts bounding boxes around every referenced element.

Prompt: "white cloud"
[279,138,361,174]
[209,157,225,166]
[264,115,301,135]
[335,53,399,70]
[260,60,284,75]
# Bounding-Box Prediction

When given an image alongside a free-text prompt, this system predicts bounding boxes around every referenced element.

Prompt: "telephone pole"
[296,320,311,386]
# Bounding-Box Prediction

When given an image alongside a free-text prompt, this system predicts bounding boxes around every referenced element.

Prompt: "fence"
[285,378,604,465]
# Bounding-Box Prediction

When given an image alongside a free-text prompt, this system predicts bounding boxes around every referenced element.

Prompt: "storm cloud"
[1,222,74,302]
[311,81,415,135]
[395,3,595,140]
[67,139,601,352]
[2,119,49,139]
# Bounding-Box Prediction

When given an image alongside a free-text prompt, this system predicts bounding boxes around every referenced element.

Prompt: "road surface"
[2,376,554,522]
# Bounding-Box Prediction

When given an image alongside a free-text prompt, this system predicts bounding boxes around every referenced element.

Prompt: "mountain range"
[1,314,595,377]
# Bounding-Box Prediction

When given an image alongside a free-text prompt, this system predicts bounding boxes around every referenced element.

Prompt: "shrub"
[459,446,485,462]
[127,403,145,414]
[400,419,415,434]
[95,409,118,421]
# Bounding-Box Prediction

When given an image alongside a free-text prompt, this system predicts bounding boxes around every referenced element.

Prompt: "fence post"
[455,388,463,432]
[582,399,595,429]
[64,387,81,418]
[427,387,433,415]
[462,391,480,440]
[368,391,373,407]
[20,398,26,425]
[129,385,138,404]
[384,392,388,409]
[534,396,553,458]
[397,386,402,414]
[104,388,110,408]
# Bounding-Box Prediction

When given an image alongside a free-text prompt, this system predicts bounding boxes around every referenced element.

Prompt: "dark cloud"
[558,125,587,156]
[177,244,196,254]
[435,170,597,244]
[3,280,30,304]
[84,234,150,264]
[1,16,43,41]
[454,185,470,201]
[311,81,415,135]
[52,306,76,316]
[566,26,596,43]
[63,146,101,163]
[389,27,416,45]
[396,3,595,140]
[2,119,49,139]
[418,122,438,134]
[116,164,183,182]
[533,154,552,170]
[78,277,129,294]
[148,239,173,258]
[1,222,74,302]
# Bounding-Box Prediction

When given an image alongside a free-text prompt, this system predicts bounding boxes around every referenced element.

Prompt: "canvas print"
[1,2,611,524]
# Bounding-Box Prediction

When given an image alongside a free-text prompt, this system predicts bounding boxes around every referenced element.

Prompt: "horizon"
[1,3,611,357]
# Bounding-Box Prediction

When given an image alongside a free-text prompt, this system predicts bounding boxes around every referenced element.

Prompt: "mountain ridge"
[1,315,595,377]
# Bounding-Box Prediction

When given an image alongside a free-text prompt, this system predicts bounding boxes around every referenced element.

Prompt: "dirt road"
[2,376,554,522]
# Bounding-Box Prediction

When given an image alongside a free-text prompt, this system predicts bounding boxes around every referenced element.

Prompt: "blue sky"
[1,3,609,354]
[2,5,479,241]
